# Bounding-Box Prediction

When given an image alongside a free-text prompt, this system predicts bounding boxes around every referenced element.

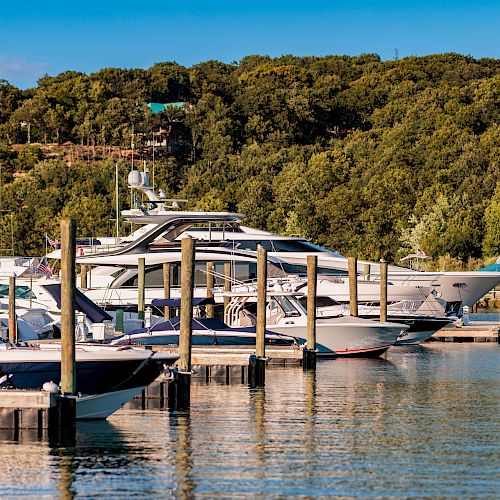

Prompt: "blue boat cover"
[42,284,112,323]
[151,297,216,307]
[123,315,293,337]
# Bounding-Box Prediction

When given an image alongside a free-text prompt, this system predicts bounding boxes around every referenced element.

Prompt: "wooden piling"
[169,236,195,409]
[163,262,171,319]
[256,246,267,359]
[304,255,317,369]
[8,275,16,343]
[206,261,214,318]
[60,219,76,396]
[223,262,232,314]
[179,237,195,372]
[80,264,88,289]
[348,256,358,317]
[380,259,388,323]
[138,257,145,321]
[249,246,267,386]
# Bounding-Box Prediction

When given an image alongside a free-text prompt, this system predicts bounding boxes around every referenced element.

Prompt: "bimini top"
[151,297,215,307]
[42,283,112,323]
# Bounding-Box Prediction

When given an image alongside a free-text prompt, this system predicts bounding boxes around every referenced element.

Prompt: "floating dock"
[151,345,303,366]
[431,322,499,342]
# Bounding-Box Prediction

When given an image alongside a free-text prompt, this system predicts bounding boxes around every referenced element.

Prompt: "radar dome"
[128,170,142,187]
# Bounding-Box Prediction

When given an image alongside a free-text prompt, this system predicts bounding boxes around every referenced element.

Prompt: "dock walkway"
[431,322,499,342]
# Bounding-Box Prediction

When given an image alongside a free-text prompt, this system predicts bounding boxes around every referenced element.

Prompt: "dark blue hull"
[113,333,295,347]
[0,358,167,394]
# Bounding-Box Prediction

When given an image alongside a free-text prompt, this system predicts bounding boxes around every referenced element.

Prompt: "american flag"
[37,257,53,276]
[46,234,59,250]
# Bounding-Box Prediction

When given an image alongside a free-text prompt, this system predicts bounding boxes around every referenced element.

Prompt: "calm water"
[1,344,499,498]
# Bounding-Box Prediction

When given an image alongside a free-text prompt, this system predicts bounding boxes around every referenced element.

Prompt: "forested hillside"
[0,53,498,268]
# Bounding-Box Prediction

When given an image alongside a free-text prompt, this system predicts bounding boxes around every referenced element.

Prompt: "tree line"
[0,53,498,268]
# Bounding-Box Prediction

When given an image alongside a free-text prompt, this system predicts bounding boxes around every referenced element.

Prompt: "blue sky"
[1,1,498,88]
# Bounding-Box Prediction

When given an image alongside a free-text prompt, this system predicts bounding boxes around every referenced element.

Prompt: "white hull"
[76,386,145,420]
[395,272,500,308]
[266,317,407,356]
[394,329,436,345]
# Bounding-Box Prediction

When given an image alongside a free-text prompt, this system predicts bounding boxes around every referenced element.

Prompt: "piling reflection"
[304,369,316,454]
[55,446,76,500]
[251,387,266,460]
[169,409,194,499]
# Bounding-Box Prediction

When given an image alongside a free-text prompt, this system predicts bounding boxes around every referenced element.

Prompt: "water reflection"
[0,345,498,497]
[168,409,194,499]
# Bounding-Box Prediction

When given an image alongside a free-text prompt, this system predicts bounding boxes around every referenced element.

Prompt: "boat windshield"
[0,284,36,299]
[226,239,343,256]
[273,295,300,317]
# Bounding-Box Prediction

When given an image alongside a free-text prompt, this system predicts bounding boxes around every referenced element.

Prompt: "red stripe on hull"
[319,345,392,358]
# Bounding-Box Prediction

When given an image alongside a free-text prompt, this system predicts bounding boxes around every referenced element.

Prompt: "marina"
[0,3,498,496]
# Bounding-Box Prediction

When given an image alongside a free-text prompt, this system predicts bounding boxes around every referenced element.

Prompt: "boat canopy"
[42,284,112,323]
[151,297,215,307]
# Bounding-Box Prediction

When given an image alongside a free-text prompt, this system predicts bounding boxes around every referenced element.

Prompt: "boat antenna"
[115,162,120,241]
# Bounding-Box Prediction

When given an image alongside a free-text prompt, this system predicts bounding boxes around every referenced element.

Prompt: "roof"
[477,263,500,272]
[148,102,185,114]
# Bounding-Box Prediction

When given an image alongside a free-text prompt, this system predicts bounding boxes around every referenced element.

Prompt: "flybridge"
[79,212,245,259]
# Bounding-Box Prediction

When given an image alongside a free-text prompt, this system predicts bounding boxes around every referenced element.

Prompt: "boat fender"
[42,381,59,394]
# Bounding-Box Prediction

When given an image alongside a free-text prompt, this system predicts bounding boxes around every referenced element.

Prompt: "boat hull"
[0,348,178,395]
[76,386,146,420]
[267,318,407,357]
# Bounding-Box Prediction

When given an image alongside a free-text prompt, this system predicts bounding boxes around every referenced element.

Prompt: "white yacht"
[43,167,500,316]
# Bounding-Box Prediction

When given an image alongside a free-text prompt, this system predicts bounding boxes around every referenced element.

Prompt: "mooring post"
[80,264,88,289]
[249,246,267,386]
[138,257,145,322]
[364,263,371,281]
[303,255,317,370]
[206,261,214,318]
[380,259,388,323]
[163,262,171,319]
[348,256,358,317]
[223,262,232,315]
[59,219,77,436]
[115,308,124,333]
[169,236,195,409]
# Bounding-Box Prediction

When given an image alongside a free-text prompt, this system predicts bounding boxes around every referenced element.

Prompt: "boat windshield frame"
[272,295,301,317]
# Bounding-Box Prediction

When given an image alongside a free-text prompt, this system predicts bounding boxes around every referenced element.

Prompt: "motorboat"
[297,296,452,345]
[0,341,178,419]
[224,290,409,357]
[110,298,299,348]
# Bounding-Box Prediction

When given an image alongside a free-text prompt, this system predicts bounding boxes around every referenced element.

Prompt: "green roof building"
[148,102,186,114]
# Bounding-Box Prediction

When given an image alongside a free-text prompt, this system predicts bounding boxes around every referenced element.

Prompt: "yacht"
[73,210,434,310]
[110,298,300,348]
[43,167,500,316]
